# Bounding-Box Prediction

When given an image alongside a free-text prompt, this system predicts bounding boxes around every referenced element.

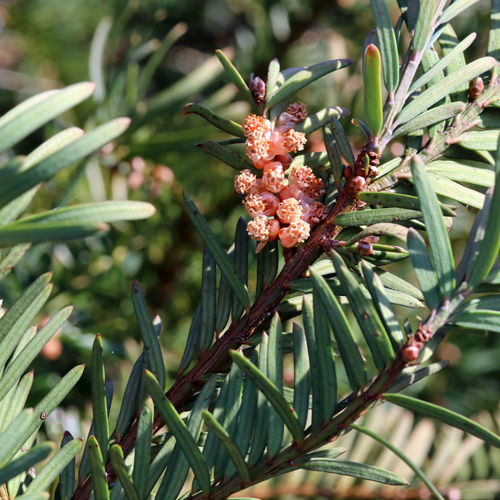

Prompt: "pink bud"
[268,219,281,240]
[402,345,420,363]
[347,176,367,198]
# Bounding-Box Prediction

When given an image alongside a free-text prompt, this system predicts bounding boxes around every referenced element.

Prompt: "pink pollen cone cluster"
[235,103,328,250]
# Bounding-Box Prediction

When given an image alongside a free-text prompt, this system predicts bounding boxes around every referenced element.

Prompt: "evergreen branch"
[71,6,500,499]
[74,187,478,500]
[371,74,500,193]
[72,162,361,500]
[184,281,480,500]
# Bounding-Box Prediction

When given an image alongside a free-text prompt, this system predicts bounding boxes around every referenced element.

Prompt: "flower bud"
[468,76,484,101]
[402,345,420,363]
[347,176,367,198]
[356,240,374,256]
[251,76,266,103]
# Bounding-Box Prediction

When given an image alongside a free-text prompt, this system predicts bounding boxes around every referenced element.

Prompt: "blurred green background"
[0,0,497,435]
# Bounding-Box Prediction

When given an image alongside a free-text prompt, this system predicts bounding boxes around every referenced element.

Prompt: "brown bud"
[356,240,374,256]
[468,76,484,101]
[251,77,266,104]
[367,154,380,168]
[353,145,380,178]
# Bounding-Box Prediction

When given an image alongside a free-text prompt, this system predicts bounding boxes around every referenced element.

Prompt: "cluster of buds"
[235,103,328,249]
[344,143,380,199]
[402,325,433,363]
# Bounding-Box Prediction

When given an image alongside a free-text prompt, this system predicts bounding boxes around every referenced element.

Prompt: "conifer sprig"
[70,2,500,500]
